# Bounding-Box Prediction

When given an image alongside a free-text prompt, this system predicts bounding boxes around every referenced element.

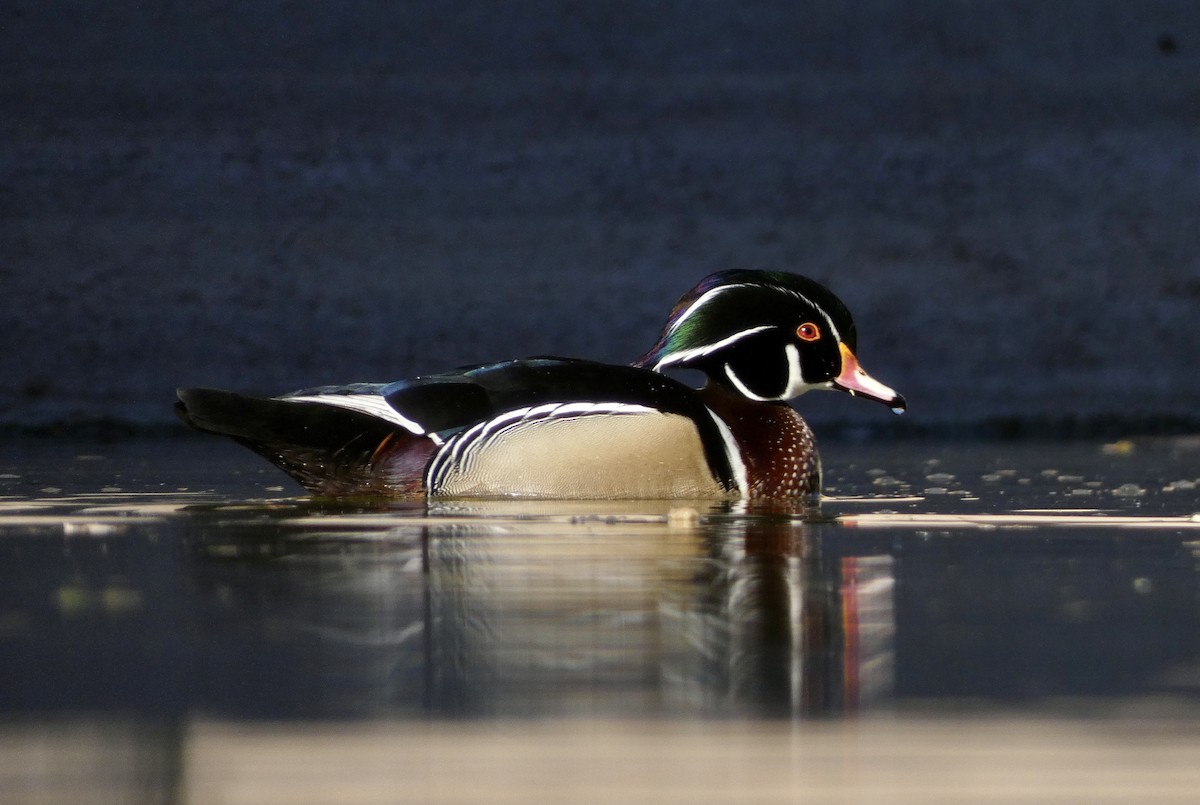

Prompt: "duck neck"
[699,382,821,500]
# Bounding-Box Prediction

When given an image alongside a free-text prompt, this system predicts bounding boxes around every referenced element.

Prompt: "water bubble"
[926,472,956,484]
[1112,483,1145,498]
[1164,480,1197,493]
[981,473,1003,482]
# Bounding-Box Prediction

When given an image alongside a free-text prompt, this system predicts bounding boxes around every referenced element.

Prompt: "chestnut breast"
[700,384,821,499]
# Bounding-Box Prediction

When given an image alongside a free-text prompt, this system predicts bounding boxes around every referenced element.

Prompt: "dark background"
[3,1,1199,433]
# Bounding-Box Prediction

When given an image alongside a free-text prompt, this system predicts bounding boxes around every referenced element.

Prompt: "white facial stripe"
[790,290,841,343]
[660,282,843,369]
[655,325,775,371]
[723,363,772,402]
[823,311,841,343]
[283,394,430,438]
[783,343,805,397]
[663,284,749,340]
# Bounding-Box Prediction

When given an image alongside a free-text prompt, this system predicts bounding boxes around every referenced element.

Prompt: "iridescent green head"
[636,270,905,411]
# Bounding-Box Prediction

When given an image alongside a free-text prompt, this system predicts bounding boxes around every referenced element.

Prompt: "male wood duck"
[176,270,904,499]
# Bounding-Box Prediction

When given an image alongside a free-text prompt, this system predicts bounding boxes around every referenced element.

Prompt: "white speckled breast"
[699,385,821,499]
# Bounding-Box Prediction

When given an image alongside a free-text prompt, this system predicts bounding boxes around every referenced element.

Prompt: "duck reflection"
[182,500,895,719]
[675,513,894,717]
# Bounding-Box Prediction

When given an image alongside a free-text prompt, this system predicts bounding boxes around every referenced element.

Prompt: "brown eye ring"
[796,322,821,341]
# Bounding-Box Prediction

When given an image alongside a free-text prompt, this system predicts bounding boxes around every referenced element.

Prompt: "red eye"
[796,322,821,342]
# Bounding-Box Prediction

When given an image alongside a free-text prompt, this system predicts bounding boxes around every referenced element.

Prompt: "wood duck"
[176,270,904,499]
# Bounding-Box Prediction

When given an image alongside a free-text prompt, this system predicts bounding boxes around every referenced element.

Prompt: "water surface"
[2,436,1199,802]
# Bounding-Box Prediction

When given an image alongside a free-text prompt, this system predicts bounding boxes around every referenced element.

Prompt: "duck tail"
[175,388,428,496]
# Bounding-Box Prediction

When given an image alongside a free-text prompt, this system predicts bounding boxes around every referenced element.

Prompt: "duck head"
[635,270,906,412]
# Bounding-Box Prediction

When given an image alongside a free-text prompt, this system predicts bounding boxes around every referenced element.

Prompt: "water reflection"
[0,718,182,805]
[1,488,1197,724]
[179,501,892,719]
[2,437,1199,800]
[165,495,1200,719]
[677,515,894,717]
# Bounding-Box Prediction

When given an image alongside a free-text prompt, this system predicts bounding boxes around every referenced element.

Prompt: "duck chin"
[723,363,779,402]
[723,344,814,402]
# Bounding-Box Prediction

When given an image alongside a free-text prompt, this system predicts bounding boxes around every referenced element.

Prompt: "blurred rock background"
[3,1,1198,434]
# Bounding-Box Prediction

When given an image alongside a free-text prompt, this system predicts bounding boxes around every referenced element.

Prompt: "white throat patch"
[723,343,810,401]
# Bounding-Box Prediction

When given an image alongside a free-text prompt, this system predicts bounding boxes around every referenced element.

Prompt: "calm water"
[2,435,1199,802]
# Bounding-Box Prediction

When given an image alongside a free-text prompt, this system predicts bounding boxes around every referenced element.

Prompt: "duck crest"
[699,384,821,499]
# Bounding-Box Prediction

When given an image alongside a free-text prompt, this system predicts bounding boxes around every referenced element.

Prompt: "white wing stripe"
[282,394,427,437]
